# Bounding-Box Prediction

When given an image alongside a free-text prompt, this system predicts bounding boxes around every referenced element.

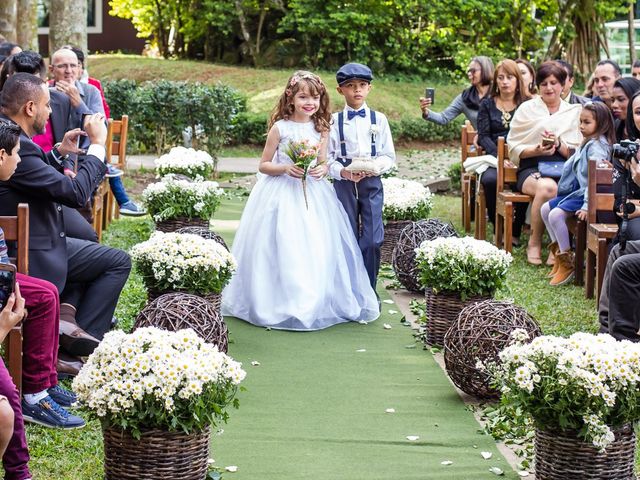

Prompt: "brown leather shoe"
[56,351,84,379]
[59,320,100,356]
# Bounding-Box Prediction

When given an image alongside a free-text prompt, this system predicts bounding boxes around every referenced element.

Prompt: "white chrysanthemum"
[72,327,246,421]
[381,177,433,221]
[155,146,215,179]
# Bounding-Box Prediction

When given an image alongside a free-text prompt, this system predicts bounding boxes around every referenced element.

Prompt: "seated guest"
[633,59,640,80]
[515,59,538,96]
[556,60,588,105]
[0,73,131,343]
[599,240,640,342]
[0,50,99,243]
[419,56,494,130]
[0,120,86,480]
[610,77,640,142]
[50,47,145,216]
[610,90,640,244]
[0,43,21,58]
[476,59,531,240]
[507,61,582,265]
[591,59,621,106]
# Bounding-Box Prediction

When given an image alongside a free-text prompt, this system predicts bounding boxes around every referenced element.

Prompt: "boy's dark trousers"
[334,176,384,291]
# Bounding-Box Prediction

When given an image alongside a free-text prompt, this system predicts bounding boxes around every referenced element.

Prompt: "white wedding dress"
[222,119,379,330]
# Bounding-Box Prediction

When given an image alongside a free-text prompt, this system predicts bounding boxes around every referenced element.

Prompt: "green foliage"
[229,112,268,145]
[447,162,462,190]
[103,79,244,156]
[389,117,462,143]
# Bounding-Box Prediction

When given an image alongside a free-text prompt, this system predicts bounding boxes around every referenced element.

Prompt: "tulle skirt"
[222,173,379,331]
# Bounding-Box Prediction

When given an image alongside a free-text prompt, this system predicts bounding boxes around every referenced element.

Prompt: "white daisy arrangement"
[381,177,433,221]
[154,146,215,180]
[415,236,512,299]
[73,326,245,437]
[130,232,236,294]
[142,174,224,222]
[487,330,640,450]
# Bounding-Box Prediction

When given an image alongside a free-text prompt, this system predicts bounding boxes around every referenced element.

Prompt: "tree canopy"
[109,0,631,79]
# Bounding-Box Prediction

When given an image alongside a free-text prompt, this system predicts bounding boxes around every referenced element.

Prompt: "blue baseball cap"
[336,63,373,85]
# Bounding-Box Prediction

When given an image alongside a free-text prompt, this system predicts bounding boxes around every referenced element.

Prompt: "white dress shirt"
[327,102,396,180]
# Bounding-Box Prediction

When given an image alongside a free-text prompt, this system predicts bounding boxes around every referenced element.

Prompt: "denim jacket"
[557,136,611,211]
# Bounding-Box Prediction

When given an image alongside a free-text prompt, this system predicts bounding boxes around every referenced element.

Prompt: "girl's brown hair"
[268,71,331,133]
[490,59,532,107]
[582,101,616,146]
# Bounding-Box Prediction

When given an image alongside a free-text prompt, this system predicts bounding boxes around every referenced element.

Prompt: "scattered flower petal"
[406,435,420,441]
[383,299,394,304]
[383,323,392,330]
[225,466,238,473]
[388,310,398,314]
[251,361,261,366]
[207,458,216,465]
[481,451,492,460]
[441,460,453,465]
[356,349,366,353]
[489,467,504,476]
[358,320,368,325]
[518,472,530,478]
[385,408,395,413]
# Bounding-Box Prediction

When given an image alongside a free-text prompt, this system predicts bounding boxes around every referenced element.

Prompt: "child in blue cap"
[328,62,396,295]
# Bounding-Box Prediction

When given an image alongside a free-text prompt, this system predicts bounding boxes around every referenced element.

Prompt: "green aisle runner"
[213,198,518,479]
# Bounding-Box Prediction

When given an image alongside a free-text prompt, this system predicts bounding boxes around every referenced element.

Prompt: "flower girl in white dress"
[222,71,379,330]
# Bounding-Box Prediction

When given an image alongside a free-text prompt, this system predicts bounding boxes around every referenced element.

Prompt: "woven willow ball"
[135,293,228,353]
[443,299,541,399]
[177,226,229,251]
[391,219,458,292]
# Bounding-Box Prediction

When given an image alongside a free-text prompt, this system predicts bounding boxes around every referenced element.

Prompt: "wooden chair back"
[106,115,129,170]
[496,137,516,192]
[461,120,477,163]
[0,203,29,393]
[587,161,614,223]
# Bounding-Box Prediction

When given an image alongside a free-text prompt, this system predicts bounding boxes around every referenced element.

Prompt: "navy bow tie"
[347,109,366,120]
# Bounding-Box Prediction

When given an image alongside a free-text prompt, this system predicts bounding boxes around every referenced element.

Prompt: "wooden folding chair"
[495,137,532,253]
[474,140,507,240]
[0,203,29,393]
[105,115,129,223]
[584,163,616,302]
[91,180,109,242]
[461,121,480,233]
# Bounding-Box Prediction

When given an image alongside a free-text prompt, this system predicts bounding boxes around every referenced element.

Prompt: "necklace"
[496,99,515,129]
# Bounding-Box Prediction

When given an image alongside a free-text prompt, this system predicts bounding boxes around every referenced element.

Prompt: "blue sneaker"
[119,201,147,217]
[22,396,85,429]
[47,385,77,407]
[105,164,123,178]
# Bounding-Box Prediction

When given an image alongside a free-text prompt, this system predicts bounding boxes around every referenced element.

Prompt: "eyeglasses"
[52,63,78,70]
[467,68,479,75]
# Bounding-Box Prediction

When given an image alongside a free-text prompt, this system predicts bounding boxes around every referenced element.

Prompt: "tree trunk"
[0,0,17,42]
[49,0,87,54]
[235,0,257,66]
[17,0,38,51]
[629,1,636,66]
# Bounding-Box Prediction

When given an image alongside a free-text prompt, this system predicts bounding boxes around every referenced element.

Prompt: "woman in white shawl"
[507,61,582,265]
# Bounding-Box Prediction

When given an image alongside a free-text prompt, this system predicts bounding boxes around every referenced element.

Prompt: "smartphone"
[0,264,16,311]
[541,137,555,147]
[425,88,435,103]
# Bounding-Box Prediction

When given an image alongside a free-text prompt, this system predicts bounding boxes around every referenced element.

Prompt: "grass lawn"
[89,54,463,121]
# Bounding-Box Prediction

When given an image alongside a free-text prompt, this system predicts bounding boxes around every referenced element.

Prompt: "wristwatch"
[51,142,69,163]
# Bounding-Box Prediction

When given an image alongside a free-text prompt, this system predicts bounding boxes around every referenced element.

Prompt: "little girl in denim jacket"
[541,102,616,286]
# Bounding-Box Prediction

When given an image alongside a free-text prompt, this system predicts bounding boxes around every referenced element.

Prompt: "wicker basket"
[155,217,209,233]
[103,426,210,480]
[534,425,635,479]
[443,300,541,398]
[136,292,228,352]
[381,220,412,264]
[424,288,490,347]
[147,288,222,312]
[391,219,458,292]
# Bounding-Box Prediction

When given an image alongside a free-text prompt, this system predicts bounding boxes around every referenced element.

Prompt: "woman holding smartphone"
[476,59,531,241]
[507,61,582,265]
[419,56,494,129]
